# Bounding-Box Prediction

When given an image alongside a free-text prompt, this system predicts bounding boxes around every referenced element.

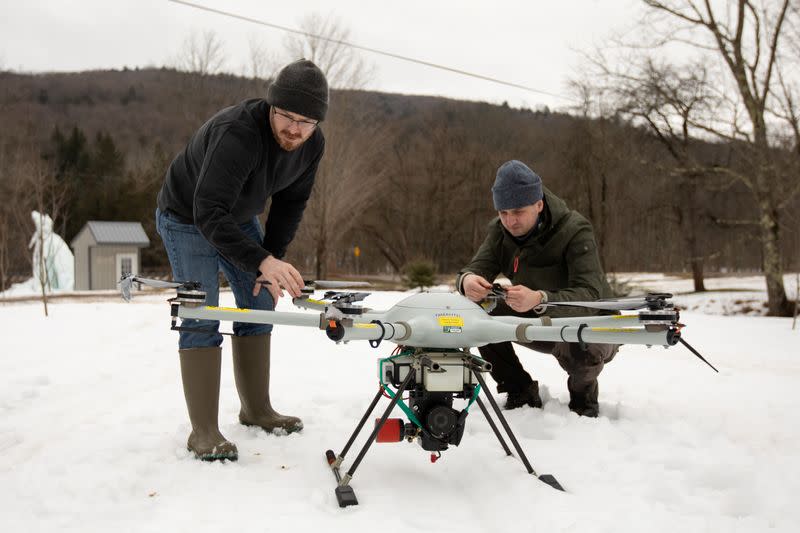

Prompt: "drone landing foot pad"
[538,474,565,492]
[335,485,358,507]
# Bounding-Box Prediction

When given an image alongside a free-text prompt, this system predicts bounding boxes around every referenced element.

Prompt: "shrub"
[403,259,436,290]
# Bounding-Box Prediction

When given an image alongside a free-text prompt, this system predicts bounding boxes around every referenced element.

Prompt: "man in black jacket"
[156,59,327,461]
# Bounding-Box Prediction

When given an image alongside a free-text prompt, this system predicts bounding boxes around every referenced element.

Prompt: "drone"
[120,274,716,507]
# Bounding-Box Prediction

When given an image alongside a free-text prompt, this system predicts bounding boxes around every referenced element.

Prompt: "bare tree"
[0,223,8,295]
[10,147,67,315]
[577,58,735,290]
[360,139,416,275]
[564,80,631,274]
[283,13,375,89]
[592,0,799,315]
[175,29,227,76]
[0,170,12,296]
[281,15,378,277]
[360,110,494,276]
[295,95,391,279]
[247,36,279,81]
[794,270,799,329]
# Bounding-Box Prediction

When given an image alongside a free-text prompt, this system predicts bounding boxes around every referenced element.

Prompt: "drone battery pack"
[423,365,465,392]
[382,353,478,393]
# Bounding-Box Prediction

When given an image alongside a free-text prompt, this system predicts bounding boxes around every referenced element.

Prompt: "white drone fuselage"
[176,291,678,350]
[362,291,514,348]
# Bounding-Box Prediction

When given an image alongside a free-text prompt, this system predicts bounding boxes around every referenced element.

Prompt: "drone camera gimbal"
[375,351,491,452]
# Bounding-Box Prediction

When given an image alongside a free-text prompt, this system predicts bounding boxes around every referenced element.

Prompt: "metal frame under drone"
[323,347,565,507]
[120,275,716,507]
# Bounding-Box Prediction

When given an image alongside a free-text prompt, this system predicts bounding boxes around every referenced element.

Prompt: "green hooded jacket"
[457,187,613,317]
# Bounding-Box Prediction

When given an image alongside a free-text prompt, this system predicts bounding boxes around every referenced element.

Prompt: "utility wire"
[167,0,574,102]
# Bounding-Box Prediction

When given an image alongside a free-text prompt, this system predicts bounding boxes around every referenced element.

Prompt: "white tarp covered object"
[28,210,74,291]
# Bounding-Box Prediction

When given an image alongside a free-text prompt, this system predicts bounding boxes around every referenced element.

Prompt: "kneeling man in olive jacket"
[457,160,618,417]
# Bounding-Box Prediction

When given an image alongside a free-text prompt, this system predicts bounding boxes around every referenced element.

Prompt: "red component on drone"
[375,418,404,443]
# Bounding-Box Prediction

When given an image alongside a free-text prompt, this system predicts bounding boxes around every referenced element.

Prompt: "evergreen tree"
[49,126,92,241]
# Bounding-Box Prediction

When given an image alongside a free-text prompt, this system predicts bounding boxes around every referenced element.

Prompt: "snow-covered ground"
[614,273,799,316]
[1,281,798,532]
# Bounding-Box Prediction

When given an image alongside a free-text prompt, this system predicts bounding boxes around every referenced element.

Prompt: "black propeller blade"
[541,293,674,312]
[678,337,719,373]
[258,279,372,294]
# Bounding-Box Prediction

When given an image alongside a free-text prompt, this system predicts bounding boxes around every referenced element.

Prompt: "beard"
[272,128,305,151]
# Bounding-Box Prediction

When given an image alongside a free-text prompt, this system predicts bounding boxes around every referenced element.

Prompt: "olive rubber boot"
[179,346,238,461]
[567,376,600,418]
[232,334,303,434]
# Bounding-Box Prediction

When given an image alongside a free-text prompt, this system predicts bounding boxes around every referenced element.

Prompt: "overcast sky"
[0,0,645,111]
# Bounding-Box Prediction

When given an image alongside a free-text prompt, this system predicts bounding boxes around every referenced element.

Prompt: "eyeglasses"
[272,108,319,133]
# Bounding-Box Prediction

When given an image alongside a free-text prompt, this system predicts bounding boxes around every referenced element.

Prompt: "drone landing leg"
[475,397,512,456]
[329,387,384,468]
[324,387,383,508]
[325,369,416,507]
[472,371,565,492]
[325,388,383,507]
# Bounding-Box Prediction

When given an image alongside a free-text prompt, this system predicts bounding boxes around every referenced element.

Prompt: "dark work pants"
[477,301,619,404]
[477,340,618,394]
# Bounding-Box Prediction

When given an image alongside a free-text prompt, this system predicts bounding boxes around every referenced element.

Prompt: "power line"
[167,0,574,102]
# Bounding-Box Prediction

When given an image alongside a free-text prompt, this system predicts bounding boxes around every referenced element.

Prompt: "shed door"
[116,252,138,280]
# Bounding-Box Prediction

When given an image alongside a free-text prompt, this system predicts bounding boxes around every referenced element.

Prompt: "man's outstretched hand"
[254,255,305,302]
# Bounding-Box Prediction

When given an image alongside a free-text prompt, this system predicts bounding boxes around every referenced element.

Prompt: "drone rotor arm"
[494,314,642,328]
[178,305,323,329]
[516,323,679,347]
[329,320,408,344]
[292,296,329,312]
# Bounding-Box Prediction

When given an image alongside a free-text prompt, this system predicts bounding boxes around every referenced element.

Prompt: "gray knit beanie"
[267,59,329,121]
[492,160,544,210]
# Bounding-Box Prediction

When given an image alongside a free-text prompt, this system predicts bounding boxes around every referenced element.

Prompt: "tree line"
[0,69,796,297]
[1,1,798,316]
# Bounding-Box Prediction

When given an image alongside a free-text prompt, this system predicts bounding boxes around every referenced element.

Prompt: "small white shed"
[70,221,150,290]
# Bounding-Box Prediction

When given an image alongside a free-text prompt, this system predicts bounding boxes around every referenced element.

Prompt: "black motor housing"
[409,390,467,451]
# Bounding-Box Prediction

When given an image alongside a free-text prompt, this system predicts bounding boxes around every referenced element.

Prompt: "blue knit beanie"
[492,160,544,210]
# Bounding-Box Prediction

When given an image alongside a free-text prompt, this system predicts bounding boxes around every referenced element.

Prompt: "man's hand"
[462,273,493,302]
[505,285,543,313]
[254,255,305,301]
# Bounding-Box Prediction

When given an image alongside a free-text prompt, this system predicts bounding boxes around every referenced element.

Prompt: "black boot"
[478,341,535,405]
[505,381,543,410]
[567,376,599,418]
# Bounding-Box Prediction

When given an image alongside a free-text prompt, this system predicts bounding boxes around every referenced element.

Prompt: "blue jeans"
[155,208,273,349]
